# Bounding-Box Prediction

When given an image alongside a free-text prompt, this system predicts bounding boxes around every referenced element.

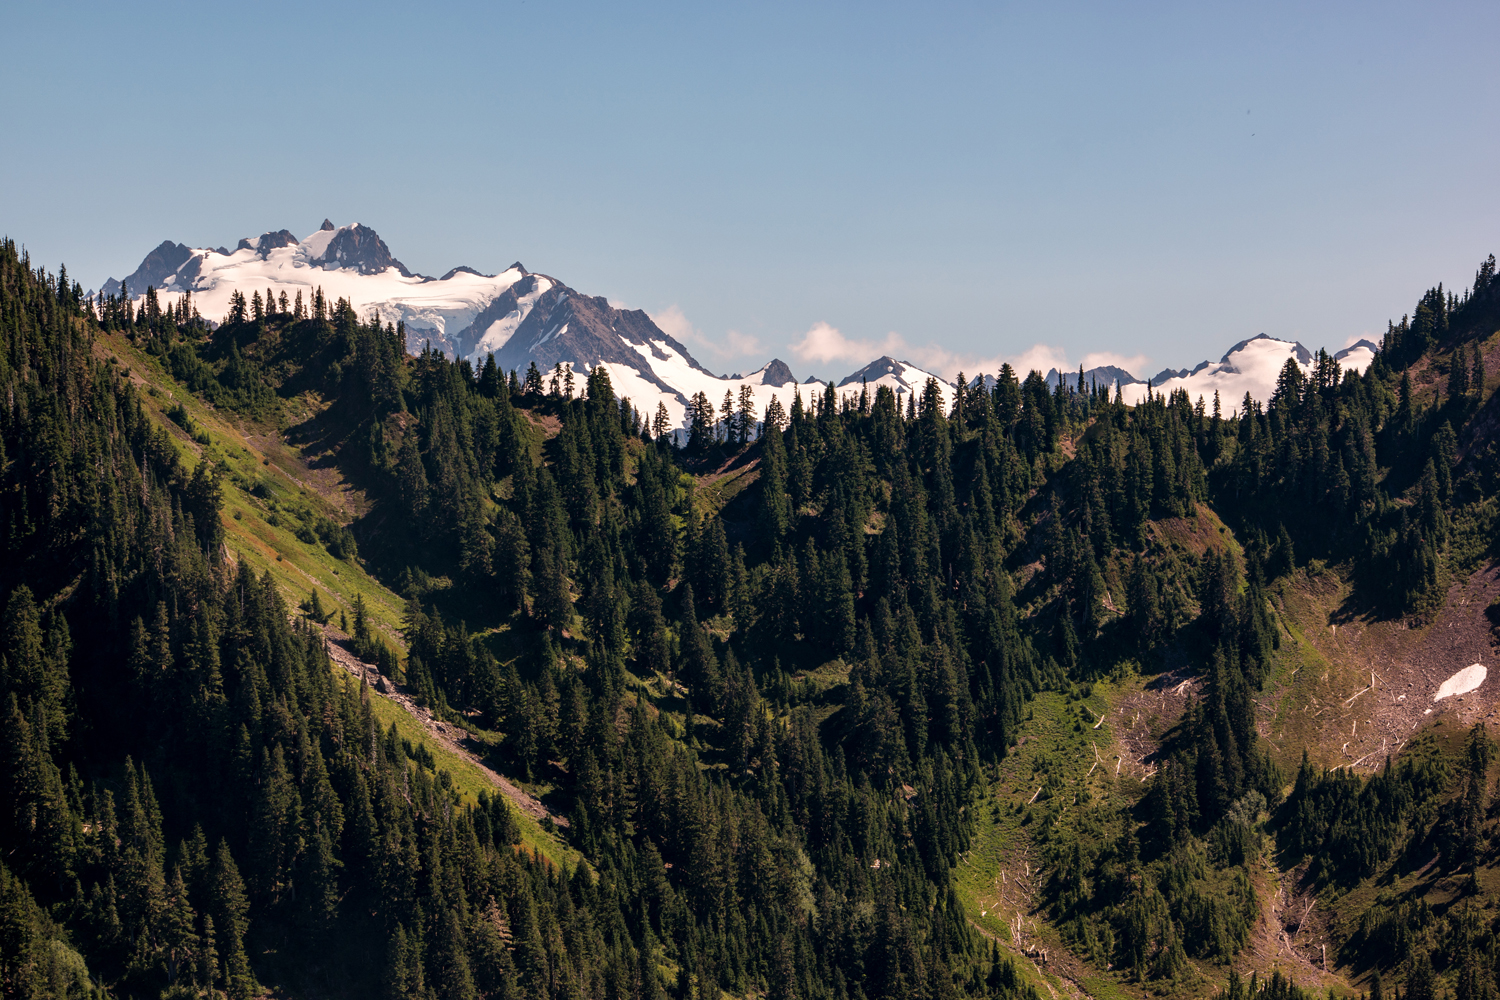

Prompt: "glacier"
[102,222,1381,434]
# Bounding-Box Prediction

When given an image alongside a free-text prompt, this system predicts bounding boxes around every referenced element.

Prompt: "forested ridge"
[3,237,1500,1000]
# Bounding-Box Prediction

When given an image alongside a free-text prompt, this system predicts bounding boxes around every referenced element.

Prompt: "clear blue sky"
[4,1,1498,381]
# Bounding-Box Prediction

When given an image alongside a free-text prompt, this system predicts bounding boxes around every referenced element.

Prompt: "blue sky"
[4,1,1498,381]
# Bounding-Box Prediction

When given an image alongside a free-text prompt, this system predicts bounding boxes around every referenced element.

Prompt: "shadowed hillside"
[3,237,1500,1000]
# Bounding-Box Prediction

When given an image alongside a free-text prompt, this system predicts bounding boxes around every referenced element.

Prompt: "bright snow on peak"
[100,224,1383,435]
[1116,334,1374,412]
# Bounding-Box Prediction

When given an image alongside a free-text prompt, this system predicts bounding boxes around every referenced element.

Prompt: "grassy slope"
[951,503,1418,1000]
[105,324,1500,993]
[957,513,1500,1000]
[96,329,579,870]
[953,682,1138,1000]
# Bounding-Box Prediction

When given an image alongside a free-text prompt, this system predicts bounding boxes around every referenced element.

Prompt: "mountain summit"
[99,221,813,432]
[100,222,1378,429]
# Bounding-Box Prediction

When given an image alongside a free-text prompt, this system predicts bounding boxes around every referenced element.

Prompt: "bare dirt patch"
[1276,562,1500,773]
[1148,508,1234,559]
[520,408,562,439]
[1243,860,1346,993]
[1110,665,1201,783]
[248,421,369,522]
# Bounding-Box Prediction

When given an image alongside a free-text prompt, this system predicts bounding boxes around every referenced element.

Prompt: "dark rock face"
[437,265,496,281]
[838,356,906,387]
[1149,367,1190,385]
[1045,365,1145,390]
[1090,364,1145,386]
[1335,339,1379,361]
[759,359,797,385]
[103,240,195,297]
[237,230,300,257]
[320,219,336,231]
[316,224,413,277]
[455,276,715,402]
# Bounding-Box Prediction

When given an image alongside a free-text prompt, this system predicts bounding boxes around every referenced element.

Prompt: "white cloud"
[650,304,695,343]
[902,343,1001,380]
[649,304,762,360]
[721,329,762,357]
[998,344,1071,379]
[1079,351,1151,375]
[902,342,1071,383]
[789,321,905,365]
[785,323,1107,384]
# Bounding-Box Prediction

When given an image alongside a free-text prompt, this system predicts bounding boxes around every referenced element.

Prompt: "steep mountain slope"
[85,281,581,870]
[9,238,1071,1000]
[11,225,1500,1000]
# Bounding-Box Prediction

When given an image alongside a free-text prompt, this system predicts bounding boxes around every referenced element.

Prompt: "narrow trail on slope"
[317,624,566,828]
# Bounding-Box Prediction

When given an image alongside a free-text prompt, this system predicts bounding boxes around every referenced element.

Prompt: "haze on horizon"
[3,0,1497,383]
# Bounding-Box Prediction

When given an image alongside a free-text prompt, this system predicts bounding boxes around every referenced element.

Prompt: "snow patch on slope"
[299,226,338,261]
[599,338,804,433]
[1435,664,1487,701]
[474,278,553,356]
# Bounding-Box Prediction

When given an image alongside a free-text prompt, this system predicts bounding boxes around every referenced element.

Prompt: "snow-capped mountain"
[1116,334,1375,410]
[838,357,956,412]
[102,220,527,357]
[102,221,819,432]
[103,222,1382,432]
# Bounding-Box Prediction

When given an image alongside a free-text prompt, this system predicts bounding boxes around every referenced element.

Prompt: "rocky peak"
[838,356,906,386]
[759,359,797,385]
[1045,365,1146,391]
[236,230,301,258]
[316,224,413,277]
[100,240,195,298]
[437,265,494,281]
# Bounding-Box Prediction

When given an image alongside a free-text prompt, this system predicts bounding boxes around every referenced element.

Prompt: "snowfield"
[1435,664,1487,701]
[109,224,1385,435]
[133,224,531,351]
[1118,335,1376,412]
[601,340,803,432]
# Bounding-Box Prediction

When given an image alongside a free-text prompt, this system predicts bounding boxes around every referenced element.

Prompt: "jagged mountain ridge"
[103,222,1377,426]
[97,222,813,428]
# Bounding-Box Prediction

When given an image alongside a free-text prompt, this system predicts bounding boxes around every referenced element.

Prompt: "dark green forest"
[3,237,1500,1000]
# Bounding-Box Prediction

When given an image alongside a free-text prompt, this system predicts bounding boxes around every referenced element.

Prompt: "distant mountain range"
[1042,335,1378,411]
[102,221,1379,428]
